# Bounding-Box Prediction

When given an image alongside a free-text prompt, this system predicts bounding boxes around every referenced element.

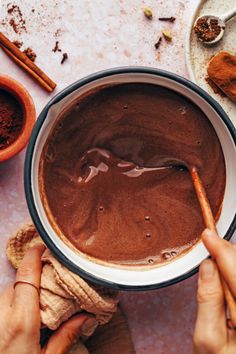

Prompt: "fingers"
[202,229,236,296]
[193,259,227,353]
[13,244,45,311]
[42,314,94,354]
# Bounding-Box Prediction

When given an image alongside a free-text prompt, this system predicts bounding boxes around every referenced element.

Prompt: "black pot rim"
[24,66,236,291]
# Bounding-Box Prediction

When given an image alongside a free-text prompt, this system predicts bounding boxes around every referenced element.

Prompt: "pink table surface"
[0,1,235,353]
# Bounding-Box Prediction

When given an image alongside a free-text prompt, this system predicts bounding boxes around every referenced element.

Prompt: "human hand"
[193,229,236,354]
[0,244,92,354]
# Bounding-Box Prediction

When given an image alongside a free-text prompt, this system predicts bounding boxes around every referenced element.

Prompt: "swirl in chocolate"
[40,84,225,265]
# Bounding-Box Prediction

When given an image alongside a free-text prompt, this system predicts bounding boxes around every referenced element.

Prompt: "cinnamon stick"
[190,167,236,327]
[190,167,216,231]
[1,46,54,92]
[0,32,56,92]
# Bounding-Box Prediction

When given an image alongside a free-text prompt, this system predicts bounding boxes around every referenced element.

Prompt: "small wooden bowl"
[0,75,36,162]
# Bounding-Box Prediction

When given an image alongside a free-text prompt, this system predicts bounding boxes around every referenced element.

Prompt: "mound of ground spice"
[0,90,24,150]
[207,51,236,101]
[205,77,226,97]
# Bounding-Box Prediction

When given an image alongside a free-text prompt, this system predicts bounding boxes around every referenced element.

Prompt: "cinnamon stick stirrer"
[0,32,56,92]
[191,167,236,327]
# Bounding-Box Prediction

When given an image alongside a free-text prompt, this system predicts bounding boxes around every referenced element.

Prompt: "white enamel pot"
[24,67,236,290]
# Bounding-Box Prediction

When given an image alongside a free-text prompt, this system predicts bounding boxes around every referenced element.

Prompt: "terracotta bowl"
[0,75,36,163]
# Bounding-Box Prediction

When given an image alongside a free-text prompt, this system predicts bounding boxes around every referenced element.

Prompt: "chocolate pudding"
[39,83,226,265]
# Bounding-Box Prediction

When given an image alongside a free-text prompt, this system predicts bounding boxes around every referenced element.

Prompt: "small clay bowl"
[0,75,36,162]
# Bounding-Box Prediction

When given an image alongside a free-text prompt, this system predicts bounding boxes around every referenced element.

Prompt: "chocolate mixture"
[40,84,225,265]
[0,90,24,150]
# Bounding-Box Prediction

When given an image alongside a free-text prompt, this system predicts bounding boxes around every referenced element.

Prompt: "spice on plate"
[207,51,236,101]
[23,47,37,62]
[154,37,162,49]
[0,89,24,150]
[159,17,176,22]
[143,7,153,20]
[61,52,68,64]
[162,30,172,41]
[194,17,222,42]
[205,77,225,97]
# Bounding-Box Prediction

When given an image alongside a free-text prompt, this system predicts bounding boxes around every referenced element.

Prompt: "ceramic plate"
[185,0,236,126]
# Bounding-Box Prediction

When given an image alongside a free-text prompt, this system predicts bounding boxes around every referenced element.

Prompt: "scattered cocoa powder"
[0,89,24,150]
[9,18,18,33]
[61,52,68,64]
[7,4,17,15]
[23,47,37,62]
[13,40,23,48]
[7,3,26,34]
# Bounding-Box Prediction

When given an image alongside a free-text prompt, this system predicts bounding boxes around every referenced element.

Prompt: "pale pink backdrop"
[0,1,234,353]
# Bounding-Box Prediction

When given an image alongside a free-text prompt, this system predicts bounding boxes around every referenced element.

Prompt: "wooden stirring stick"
[191,166,236,327]
[0,32,56,92]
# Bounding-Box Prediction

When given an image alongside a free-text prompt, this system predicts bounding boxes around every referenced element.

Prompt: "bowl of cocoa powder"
[0,75,36,162]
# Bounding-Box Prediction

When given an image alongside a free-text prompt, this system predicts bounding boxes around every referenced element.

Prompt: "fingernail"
[81,318,97,335]
[200,259,215,280]
[202,228,216,239]
[202,228,211,237]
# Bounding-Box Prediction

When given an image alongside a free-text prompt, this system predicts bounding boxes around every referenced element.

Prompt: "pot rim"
[24,67,236,291]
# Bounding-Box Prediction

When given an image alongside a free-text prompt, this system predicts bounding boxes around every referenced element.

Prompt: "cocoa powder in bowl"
[0,89,24,150]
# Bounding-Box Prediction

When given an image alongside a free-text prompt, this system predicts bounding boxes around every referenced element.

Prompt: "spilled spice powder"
[13,40,23,48]
[0,90,24,150]
[9,18,18,33]
[7,3,26,34]
[23,47,37,62]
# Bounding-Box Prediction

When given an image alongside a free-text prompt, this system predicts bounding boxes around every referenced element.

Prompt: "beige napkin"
[6,224,118,333]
